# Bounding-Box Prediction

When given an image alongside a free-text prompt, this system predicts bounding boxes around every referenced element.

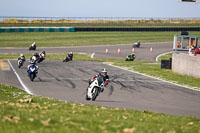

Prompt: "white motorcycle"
[18,59,25,68]
[86,76,105,101]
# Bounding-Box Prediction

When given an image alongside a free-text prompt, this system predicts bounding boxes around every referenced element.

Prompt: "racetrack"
[1,42,200,118]
[6,60,200,118]
[0,42,172,61]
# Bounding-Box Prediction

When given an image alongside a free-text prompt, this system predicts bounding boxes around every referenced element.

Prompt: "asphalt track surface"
[0,42,172,61]
[1,42,200,118]
[6,60,200,118]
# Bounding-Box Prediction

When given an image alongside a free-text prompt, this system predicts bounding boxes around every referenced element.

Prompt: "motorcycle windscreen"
[97,77,104,86]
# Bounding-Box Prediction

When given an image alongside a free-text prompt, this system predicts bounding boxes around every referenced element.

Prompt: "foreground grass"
[1,52,200,90]
[1,32,200,47]
[0,84,200,133]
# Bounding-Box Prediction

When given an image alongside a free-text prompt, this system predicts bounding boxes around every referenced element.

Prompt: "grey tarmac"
[6,60,200,118]
[0,42,172,61]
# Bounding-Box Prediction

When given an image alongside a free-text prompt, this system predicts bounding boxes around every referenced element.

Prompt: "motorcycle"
[18,59,25,68]
[27,64,38,81]
[86,76,105,101]
[63,53,73,62]
[125,54,136,61]
[63,57,71,62]
[29,45,36,51]
[132,42,140,48]
[37,55,45,63]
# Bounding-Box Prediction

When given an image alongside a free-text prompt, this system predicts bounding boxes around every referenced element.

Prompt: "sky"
[0,0,200,18]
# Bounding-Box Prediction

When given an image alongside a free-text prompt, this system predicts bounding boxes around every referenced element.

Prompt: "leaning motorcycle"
[125,54,136,61]
[37,55,45,63]
[27,65,38,81]
[18,59,24,68]
[86,76,105,101]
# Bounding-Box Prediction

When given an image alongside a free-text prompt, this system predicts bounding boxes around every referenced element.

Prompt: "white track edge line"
[91,53,95,58]
[155,52,172,62]
[104,63,200,92]
[7,60,33,95]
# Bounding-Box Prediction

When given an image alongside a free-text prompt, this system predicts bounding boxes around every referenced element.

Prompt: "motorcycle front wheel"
[30,74,35,81]
[92,87,99,101]
[18,62,22,68]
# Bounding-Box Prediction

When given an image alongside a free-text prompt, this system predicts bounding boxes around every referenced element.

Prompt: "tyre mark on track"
[108,85,114,96]
[63,79,76,89]
[41,69,76,89]
[78,68,91,75]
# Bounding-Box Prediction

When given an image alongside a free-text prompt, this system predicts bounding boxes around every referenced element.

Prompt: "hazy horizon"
[1,0,200,18]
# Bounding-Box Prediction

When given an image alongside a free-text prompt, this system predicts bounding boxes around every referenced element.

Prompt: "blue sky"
[0,0,200,18]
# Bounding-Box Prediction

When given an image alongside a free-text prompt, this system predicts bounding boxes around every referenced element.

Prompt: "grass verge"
[1,32,200,47]
[0,84,200,133]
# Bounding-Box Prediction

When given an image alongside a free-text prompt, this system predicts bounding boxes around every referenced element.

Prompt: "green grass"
[1,32,200,47]
[157,53,172,62]
[0,84,200,133]
[114,60,200,90]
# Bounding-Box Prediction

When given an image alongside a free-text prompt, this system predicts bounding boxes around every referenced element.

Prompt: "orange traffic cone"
[105,48,108,54]
[117,48,120,54]
[132,48,135,53]
[150,47,152,52]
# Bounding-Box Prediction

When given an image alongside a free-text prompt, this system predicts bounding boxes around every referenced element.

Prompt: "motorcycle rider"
[68,52,73,61]
[133,40,141,48]
[38,51,46,62]
[39,51,46,58]
[18,54,26,62]
[27,56,39,74]
[30,53,39,63]
[29,42,36,50]
[63,52,73,62]
[136,40,141,48]
[90,68,109,92]
[126,53,136,61]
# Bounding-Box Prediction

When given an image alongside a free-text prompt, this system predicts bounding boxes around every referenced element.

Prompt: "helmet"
[138,40,140,43]
[101,68,107,77]
[34,53,38,56]
[102,68,107,73]
[31,42,36,46]
[42,51,45,54]
[20,54,24,57]
[31,56,36,64]
[32,56,36,61]
[69,52,73,54]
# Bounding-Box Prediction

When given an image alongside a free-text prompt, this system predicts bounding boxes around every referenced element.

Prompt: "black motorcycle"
[132,42,141,48]
[29,45,36,50]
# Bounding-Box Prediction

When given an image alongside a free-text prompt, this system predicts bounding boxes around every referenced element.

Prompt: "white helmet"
[32,56,36,61]
[101,68,107,77]
[102,68,107,73]
[30,56,36,64]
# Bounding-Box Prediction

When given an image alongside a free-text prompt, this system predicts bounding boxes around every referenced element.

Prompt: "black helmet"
[34,53,38,56]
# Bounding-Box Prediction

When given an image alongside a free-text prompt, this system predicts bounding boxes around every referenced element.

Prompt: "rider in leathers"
[90,68,109,92]
[27,56,39,74]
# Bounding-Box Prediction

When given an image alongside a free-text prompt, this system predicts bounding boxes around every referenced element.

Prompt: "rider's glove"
[105,80,109,85]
